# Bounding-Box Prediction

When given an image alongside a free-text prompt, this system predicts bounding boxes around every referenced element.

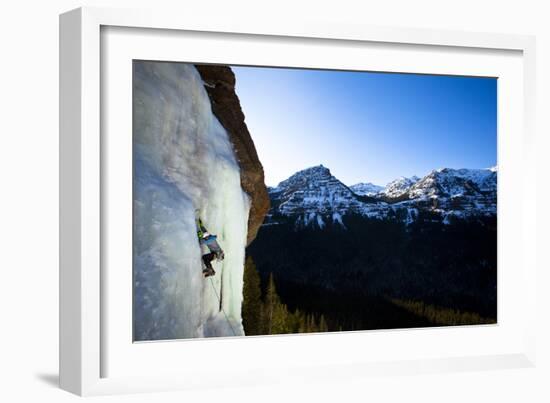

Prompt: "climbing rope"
[208,276,238,337]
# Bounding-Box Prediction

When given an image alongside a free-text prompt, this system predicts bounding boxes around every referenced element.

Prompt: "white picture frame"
[59,6,537,396]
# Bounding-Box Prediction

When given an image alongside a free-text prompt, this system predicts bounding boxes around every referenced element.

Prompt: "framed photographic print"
[60,7,537,396]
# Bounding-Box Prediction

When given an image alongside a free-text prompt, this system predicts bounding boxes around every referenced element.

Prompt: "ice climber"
[196,214,225,278]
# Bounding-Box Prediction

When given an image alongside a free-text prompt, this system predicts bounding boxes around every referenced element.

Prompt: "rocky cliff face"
[195,65,270,245]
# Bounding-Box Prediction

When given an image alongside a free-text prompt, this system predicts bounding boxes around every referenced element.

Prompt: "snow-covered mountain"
[269,165,389,227]
[267,165,497,228]
[350,182,384,196]
[407,168,496,199]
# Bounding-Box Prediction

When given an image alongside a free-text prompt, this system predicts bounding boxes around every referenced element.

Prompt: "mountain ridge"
[266,164,497,228]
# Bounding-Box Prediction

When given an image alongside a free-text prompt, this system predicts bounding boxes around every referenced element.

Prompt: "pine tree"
[306,314,319,333]
[273,303,290,334]
[292,309,306,333]
[264,273,274,334]
[319,314,328,332]
[242,256,263,335]
[263,273,292,334]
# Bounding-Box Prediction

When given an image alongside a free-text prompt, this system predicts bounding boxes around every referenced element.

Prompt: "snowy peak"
[350,182,384,196]
[270,165,361,218]
[272,165,333,192]
[380,176,420,199]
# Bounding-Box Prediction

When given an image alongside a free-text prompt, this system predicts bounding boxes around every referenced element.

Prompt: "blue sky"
[232,66,497,187]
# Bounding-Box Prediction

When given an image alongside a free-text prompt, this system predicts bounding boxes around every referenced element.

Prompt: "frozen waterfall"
[133,61,250,341]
